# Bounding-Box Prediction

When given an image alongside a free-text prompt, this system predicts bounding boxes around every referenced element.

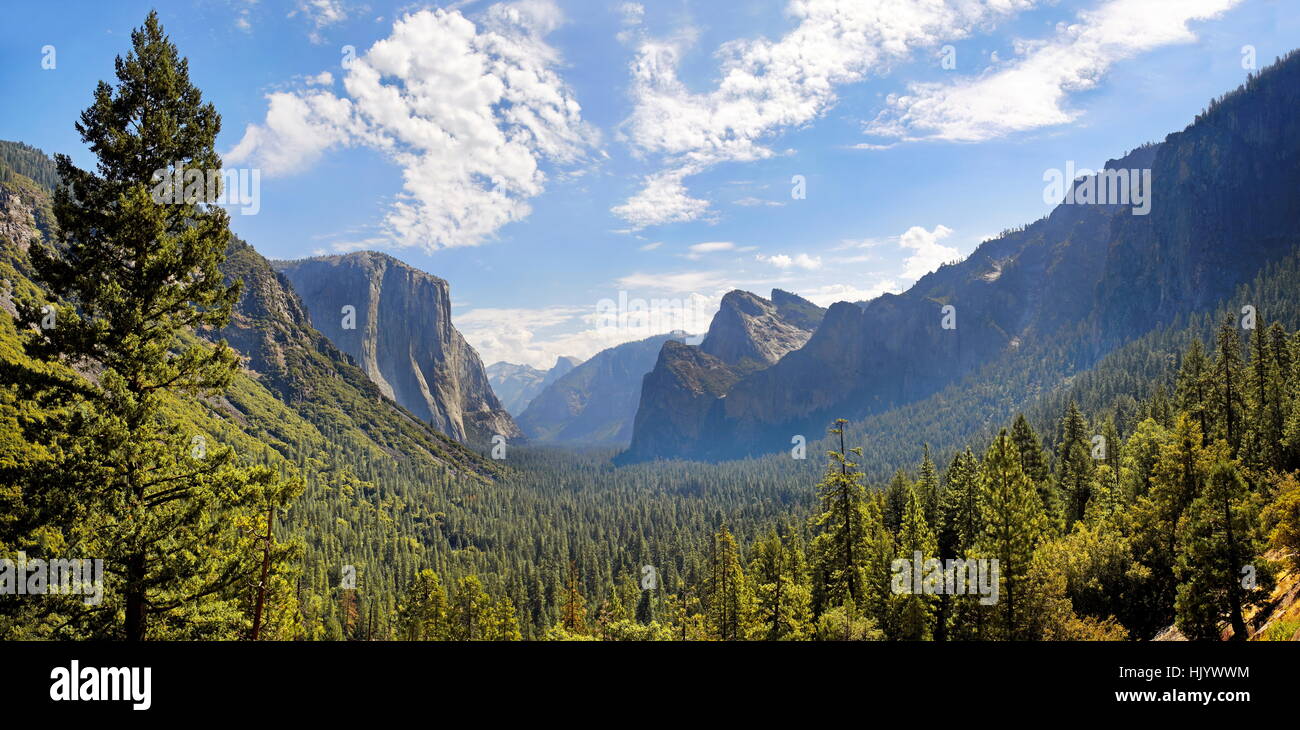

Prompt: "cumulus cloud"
[227,2,595,251]
[757,252,822,270]
[610,165,712,228]
[898,224,958,280]
[866,0,1243,142]
[612,0,1037,227]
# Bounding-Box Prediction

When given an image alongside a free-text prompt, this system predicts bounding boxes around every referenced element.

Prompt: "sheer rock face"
[517,333,689,446]
[619,290,824,463]
[275,252,520,445]
[487,356,580,416]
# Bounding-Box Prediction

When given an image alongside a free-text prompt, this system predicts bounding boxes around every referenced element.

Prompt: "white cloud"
[734,196,784,207]
[799,280,901,307]
[616,270,730,294]
[456,291,720,367]
[613,0,1037,227]
[638,241,663,251]
[898,224,958,280]
[227,2,595,251]
[295,0,348,43]
[757,252,822,270]
[304,71,334,86]
[867,0,1243,142]
[684,241,737,259]
[225,90,359,176]
[610,165,712,228]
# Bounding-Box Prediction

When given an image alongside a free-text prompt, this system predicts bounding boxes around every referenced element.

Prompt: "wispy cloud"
[866,0,1243,143]
[612,0,1038,228]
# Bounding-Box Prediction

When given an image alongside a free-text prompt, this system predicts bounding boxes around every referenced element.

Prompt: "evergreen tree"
[1175,338,1212,445]
[892,482,937,640]
[1130,414,1215,637]
[1056,402,1094,527]
[1011,413,1059,531]
[976,431,1047,640]
[915,445,941,529]
[396,569,447,641]
[559,561,587,635]
[18,11,299,640]
[810,420,884,615]
[748,528,812,640]
[1175,461,1272,640]
[448,575,493,640]
[935,447,980,640]
[704,523,750,640]
[1213,316,1246,455]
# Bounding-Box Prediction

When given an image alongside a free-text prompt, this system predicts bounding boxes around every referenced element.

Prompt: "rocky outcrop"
[618,290,823,462]
[697,289,823,368]
[275,252,520,444]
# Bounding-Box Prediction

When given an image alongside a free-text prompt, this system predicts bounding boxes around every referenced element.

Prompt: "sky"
[1,0,1296,369]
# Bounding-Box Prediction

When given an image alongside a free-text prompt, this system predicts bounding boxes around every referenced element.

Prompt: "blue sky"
[1,0,1296,368]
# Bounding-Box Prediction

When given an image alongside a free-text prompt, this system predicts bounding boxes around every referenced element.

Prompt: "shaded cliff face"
[487,355,580,416]
[622,52,1300,462]
[619,289,824,463]
[516,332,688,445]
[275,252,520,444]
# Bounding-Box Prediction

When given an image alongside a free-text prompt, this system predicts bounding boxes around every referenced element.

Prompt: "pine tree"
[935,447,980,640]
[892,482,937,640]
[18,11,299,640]
[559,561,587,635]
[1056,402,1094,527]
[883,468,911,535]
[915,445,941,529]
[1011,413,1059,530]
[810,420,881,613]
[1175,338,1213,445]
[976,431,1047,640]
[1130,414,1215,636]
[448,575,493,640]
[486,597,523,641]
[1175,461,1273,640]
[748,528,811,640]
[396,569,448,641]
[704,523,749,640]
[1213,316,1246,456]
